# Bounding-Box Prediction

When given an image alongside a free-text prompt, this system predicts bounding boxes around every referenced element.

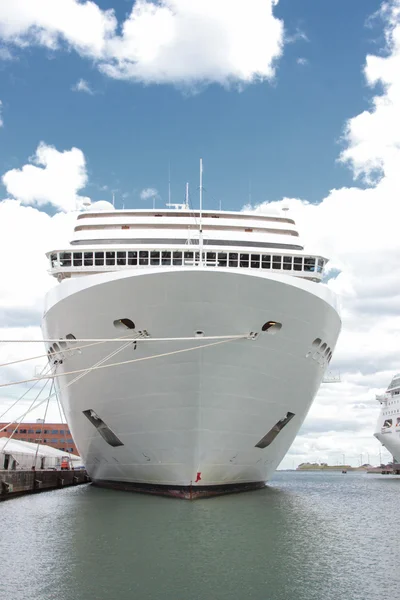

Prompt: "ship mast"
[199,158,203,265]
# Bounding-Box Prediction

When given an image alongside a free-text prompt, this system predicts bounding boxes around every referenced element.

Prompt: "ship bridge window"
[262,255,271,269]
[84,252,93,266]
[51,253,57,268]
[150,251,160,265]
[139,251,148,265]
[229,253,238,267]
[173,251,182,265]
[162,251,172,265]
[60,252,72,267]
[206,252,217,266]
[272,255,281,269]
[397,418,400,426]
[106,251,115,266]
[293,257,303,271]
[218,252,227,267]
[95,252,104,266]
[317,258,324,273]
[128,251,137,265]
[304,258,316,272]
[240,253,249,268]
[283,256,292,270]
[73,252,83,267]
[251,254,260,269]
[117,251,127,266]
[383,419,392,428]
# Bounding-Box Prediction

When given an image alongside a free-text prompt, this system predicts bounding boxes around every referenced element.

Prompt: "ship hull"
[374,414,400,462]
[42,268,341,498]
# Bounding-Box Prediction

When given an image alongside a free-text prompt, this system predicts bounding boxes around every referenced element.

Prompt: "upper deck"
[376,374,400,404]
[47,207,327,283]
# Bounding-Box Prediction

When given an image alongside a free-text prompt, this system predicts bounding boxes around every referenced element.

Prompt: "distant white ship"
[42,178,341,498]
[374,374,400,462]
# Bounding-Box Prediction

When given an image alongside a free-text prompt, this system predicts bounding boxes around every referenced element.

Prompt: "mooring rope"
[0,340,134,433]
[0,336,245,389]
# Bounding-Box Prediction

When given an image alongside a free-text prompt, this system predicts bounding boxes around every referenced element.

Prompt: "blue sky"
[0,0,383,209]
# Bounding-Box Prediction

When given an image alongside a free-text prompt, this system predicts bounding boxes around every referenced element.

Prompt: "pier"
[0,469,90,500]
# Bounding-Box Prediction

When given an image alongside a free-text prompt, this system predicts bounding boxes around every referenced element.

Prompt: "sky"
[0,0,400,468]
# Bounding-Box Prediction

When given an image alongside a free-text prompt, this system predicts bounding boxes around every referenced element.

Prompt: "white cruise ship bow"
[374,374,400,463]
[42,198,341,498]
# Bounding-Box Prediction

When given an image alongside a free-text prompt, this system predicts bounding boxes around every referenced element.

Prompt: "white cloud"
[286,28,309,44]
[0,99,3,127]
[0,46,13,60]
[296,57,308,66]
[0,0,116,56]
[2,142,91,212]
[0,201,77,423]
[140,187,158,200]
[339,0,400,182]
[71,78,94,94]
[0,0,284,87]
[246,1,400,469]
[101,0,283,85]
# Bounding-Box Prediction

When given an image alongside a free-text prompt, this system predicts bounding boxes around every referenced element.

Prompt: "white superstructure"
[42,198,341,498]
[374,374,400,462]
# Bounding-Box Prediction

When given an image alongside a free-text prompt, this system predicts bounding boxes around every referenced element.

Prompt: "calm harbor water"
[0,471,396,600]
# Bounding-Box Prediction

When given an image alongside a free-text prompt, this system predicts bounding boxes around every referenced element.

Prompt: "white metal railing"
[48,248,325,280]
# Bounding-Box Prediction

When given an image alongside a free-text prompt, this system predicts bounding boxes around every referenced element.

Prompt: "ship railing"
[47,248,325,282]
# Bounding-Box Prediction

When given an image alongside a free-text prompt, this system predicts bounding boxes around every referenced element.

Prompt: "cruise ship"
[42,188,342,498]
[374,374,400,462]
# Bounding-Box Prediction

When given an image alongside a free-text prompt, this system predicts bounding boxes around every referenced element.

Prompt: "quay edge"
[0,469,90,501]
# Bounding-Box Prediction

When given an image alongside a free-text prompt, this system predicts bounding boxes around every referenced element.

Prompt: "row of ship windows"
[51,251,324,272]
[383,410,399,416]
[383,418,400,427]
[307,337,333,364]
[387,394,400,404]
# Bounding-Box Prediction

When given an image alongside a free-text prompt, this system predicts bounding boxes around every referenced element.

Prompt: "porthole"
[113,318,135,330]
[66,334,77,344]
[195,330,205,337]
[53,342,61,353]
[59,340,67,349]
[312,338,322,348]
[261,321,282,334]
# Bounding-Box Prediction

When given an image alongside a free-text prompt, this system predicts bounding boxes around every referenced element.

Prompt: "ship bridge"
[47,208,327,283]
